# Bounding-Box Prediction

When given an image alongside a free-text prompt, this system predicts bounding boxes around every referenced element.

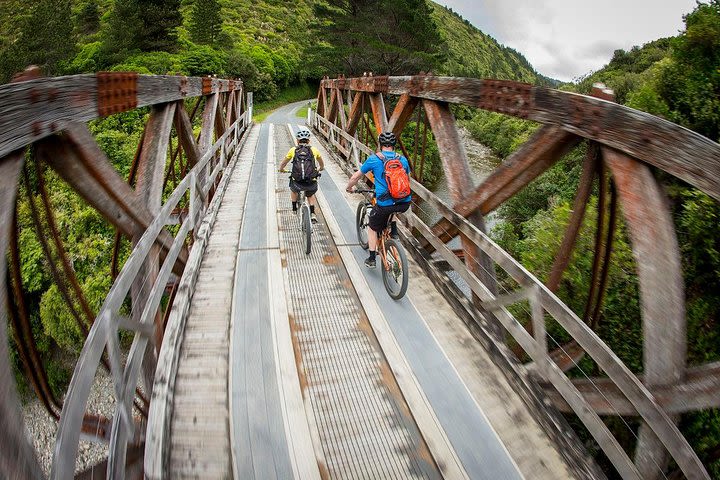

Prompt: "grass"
[295,106,309,118]
[252,82,316,122]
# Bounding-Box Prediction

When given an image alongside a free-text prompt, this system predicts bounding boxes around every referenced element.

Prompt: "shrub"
[180,44,224,76]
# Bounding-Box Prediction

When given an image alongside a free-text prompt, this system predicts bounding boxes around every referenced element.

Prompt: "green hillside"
[430,3,537,82]
[0,0,540,91]
[0,0,543,383]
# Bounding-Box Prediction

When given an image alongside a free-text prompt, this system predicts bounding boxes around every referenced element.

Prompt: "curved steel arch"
[0,69,250,478]
[312,74,720,480]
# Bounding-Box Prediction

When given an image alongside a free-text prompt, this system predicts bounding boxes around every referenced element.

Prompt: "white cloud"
[435,0,697,82]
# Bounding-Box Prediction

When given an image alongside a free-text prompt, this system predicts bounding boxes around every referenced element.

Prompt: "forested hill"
[0,0,543,99]
[430,4,536,82]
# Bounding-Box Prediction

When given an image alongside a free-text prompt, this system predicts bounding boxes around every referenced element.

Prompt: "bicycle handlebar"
[278,170,322,179]
[352,188,374,195]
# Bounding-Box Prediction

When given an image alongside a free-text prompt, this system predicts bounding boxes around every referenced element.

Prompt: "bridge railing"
[52,108,251,479]
[0,68,251,478]
[308,72,720,480]
[142,112,252,479]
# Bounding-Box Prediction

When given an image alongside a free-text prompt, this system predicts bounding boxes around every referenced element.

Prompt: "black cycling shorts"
[368,202,410,232]
[289,178,318,197]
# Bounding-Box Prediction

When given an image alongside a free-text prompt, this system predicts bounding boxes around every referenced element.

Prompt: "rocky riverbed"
[22,363,129,475]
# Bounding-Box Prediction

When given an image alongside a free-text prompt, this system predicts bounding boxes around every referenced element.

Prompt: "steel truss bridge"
[0,67,719,479]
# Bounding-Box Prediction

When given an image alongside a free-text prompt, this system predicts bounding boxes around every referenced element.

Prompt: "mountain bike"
[354,189,409,300]
[281,171,321,255]
[298,187,313,254]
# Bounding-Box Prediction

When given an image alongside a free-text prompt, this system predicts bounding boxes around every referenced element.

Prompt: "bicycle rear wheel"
[302,203,312,255]
[356,202,370,250]
[382,238,408,300]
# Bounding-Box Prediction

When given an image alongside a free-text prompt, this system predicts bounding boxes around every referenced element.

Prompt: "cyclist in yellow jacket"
[279,128,324,222]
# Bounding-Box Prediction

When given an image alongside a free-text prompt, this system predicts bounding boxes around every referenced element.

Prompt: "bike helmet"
[296,128,311,141]
[378,131,396,147]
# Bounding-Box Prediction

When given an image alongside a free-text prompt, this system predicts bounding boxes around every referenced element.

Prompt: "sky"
[435,0,698,82]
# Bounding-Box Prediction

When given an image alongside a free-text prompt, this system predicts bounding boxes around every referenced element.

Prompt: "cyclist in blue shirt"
[346,131,411,268]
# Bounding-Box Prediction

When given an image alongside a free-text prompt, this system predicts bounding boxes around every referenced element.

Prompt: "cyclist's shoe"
[292,209,298,216]
[311,213,318,224]
[390,221,399,239]
[364,257,376,269]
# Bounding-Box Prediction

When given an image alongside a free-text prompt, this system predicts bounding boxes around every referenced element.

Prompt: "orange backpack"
[378,152,411,201]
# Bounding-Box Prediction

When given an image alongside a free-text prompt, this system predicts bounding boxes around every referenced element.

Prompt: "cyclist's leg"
[289,179,300,212]
[304,183,319,207]
[367,205,390,265]
[300,182,319,221]
[389,202,410,238]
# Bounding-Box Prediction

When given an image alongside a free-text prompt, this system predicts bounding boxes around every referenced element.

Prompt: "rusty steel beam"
[316,84,327,118]
[368,93,388,134]
[326,86,340,125]
[387,94,419,137]
[0,74,242,159]
[132,103,176,394]
[39,125,187,275]
[429,125,580,248]
[0,150,45,479]
[604,146,686,478]
[224,91,236,129]
[214,95,227,138]
[540,361,720,415]
[346,92,365,137]
[547,144,598,291]
[136,103,176,212]
[174,103,201,168]
[321,75,720,201]
[336,87,348,130]
[199,93,219,155]
[423,100,499,303]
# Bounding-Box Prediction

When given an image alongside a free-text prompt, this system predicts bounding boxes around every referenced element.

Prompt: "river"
[418,126,500,236]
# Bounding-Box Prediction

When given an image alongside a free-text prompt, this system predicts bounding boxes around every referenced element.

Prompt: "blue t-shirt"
[360,151,412,207]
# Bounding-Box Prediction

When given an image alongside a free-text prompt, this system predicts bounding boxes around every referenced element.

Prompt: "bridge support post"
[132,102,177,397]
[603,147,685,479]
[422,100,502,337]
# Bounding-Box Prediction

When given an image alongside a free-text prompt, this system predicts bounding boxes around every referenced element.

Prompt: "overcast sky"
[435,0,697,82]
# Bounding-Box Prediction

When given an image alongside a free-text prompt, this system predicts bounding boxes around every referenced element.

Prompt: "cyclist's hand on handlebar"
[345,186,355,193]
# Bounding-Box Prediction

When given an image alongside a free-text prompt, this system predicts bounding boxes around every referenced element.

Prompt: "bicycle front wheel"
[382,238,409,300]
[356,202,370,250]
[302,204,312,255]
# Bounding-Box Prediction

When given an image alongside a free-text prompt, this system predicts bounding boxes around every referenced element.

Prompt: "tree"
[142,0,182,51]
[104,0,143,54]
[189,0,223,45]
[105,0,181,54]
[311,0,444,76]
[75,0,101,37]
[0,0,74,81]
[657,0,720,141]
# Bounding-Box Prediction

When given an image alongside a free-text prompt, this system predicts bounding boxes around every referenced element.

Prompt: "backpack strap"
[377,151,398,164]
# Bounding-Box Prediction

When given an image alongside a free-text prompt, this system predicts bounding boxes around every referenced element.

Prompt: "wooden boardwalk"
[165,119,579,479]
[168,126,259,478]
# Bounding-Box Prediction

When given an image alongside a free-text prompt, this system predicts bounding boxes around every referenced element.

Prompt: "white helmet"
[296,128,311,141]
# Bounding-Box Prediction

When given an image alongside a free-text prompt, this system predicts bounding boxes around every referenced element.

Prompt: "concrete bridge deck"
[167,111,576,479]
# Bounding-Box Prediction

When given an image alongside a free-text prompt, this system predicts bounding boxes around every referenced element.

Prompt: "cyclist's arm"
[279,148,294,171]
[312,147,324,171]
[345,170,364,192]
[346,159,374,192]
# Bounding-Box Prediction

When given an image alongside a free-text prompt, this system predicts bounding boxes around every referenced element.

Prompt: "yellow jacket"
[285,146,322,163]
